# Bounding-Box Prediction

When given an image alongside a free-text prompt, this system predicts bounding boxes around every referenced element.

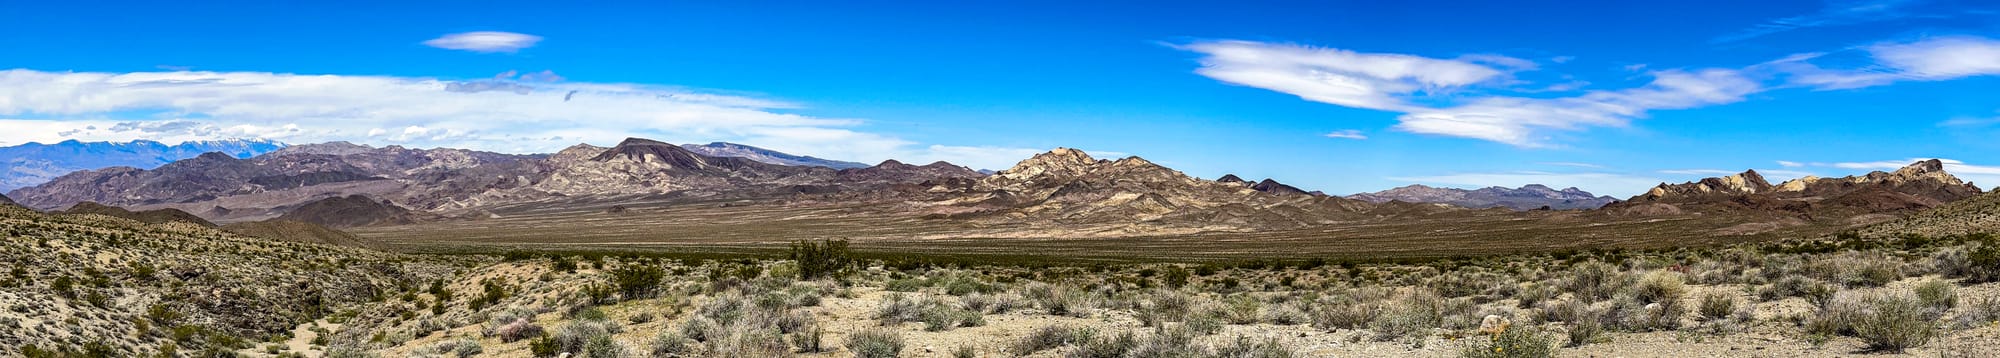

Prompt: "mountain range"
[3,137,1987,244]
[1348,184,1618,211]
[0,139,286,192]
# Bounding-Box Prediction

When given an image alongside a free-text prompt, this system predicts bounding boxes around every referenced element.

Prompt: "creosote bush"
[845,327,904,358]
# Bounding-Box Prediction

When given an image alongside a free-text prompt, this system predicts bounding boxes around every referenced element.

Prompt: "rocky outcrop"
[1349,184,1618,211]
[1611,160,1983,219]
[923,148,1372,231]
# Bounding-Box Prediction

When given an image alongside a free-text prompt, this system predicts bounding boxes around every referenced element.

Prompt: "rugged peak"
[1898,159,1946,175]
[996,148,1102,180]
[552,144,609,162]
[1110,156,1157,168]
[1521,184,1555,191]
[1038,148,1098,166]
[592,138,702,164]
[1217,174,1247,183]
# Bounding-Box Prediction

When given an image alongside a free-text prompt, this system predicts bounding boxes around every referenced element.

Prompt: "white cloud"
[1180,40,1759,147]
[1940,116,2000,127]
[423,31,542,53]
[1396,69,1759,147]
[1388,171,1667,197]
[1777,160,1805,167]
[1180,40,1508,111]
[1774,36,2000,89]
[1871,36,2000,79]
[1323,129,1368,140]
[0,69,1043,170]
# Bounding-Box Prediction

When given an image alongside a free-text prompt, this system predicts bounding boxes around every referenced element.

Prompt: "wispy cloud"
[1323,129,1368,140]
[1774,36,2000,89]
[1714,0,1926,43]
[423,31,542,53]
[1182,40,1759,147]
[1777,160,1805,167]
[1940,116,2000,127]
[0,69,1042,170]
[1177,40,1509,112]
[1183,35,2000,148]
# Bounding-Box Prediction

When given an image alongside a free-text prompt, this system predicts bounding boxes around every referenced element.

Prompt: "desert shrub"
[1515,283,1553,309]
[650,331,696,356]
[1185,311,1226,336]
[1757,276,1832,303]
[1370,301,1440,342]
[1161,266,1191,289]
[1851,293,1938,353]
[1210,335,1296,358]
[1460,327,1554,358]
[791,325,825,353]
[953,345,977,358]
[1128,327,1201,357]
[580,334,627,358]
[1564,320,1603,347]
[1013,325,1086,354]
[845,327,904,358]
[1313,299,1378,330]
[1072,330,1138,358]
[884,278,927,292]
[1965,244,2000,283]
[1631,271,1686,305]
[1698,292,1737,321]
[553,320,621,354]
[1264,302,1310,325]
[1564,262,1624,302]
[430,338,481,358]
[612,265,666,300]
[678,316,719,343]
[1914,279,1957,314]
[790,239,854,280]
[1953,295,2000,329]
[1222,295,1263,324]
[710,326,789,357]
[495,319,544,343]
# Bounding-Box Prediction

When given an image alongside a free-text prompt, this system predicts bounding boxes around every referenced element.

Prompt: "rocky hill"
[680,141,870,169]
[1349,184,1618,210]
[0,139,285,192]
[56,202,217,227]
[915,148,1373,234]
[0,204,461,356]
[1862,189,2000,237]
[1610,160,1983,221]
[272,195,427,228]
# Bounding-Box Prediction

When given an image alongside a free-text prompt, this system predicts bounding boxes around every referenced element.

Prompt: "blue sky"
[3,0,2000,196]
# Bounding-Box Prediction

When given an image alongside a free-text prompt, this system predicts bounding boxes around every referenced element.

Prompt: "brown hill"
[274,195,425,228]
[221,219,381,249]
[1862,189,2000,237]
[56,202,216,227]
